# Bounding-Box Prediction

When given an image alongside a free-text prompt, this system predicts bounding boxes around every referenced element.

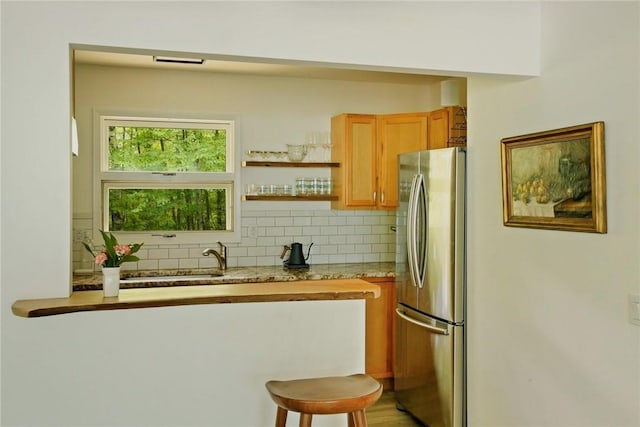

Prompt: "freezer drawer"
[394,305,465,427]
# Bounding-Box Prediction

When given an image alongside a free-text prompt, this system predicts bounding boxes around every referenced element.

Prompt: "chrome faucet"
[202,241,227,270]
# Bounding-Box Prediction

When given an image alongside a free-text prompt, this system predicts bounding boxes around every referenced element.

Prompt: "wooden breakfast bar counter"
[12,279,380,318]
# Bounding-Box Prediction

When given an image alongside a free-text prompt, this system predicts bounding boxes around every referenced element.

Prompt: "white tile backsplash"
[72,209,397,272]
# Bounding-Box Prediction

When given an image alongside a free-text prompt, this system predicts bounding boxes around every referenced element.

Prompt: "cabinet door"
[428,106,467,149]
[427,108,450,149]
[377,113,429,208]
[365,278,396,389]
[331,114,377,209]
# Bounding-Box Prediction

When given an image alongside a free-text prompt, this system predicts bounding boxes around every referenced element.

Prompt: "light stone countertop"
[72,262,396,291]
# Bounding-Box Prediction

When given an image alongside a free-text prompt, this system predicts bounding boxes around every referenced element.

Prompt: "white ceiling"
[74,49,449,85]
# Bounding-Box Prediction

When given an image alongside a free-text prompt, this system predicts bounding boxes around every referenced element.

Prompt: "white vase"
[102,267,121,297]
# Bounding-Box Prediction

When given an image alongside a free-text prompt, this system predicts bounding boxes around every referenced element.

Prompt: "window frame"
[92,110,241,246]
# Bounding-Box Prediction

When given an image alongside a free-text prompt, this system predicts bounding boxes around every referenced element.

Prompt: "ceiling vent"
[153,56,205,65]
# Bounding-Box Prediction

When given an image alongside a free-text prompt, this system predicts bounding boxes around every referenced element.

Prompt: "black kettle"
[281,242,313,269]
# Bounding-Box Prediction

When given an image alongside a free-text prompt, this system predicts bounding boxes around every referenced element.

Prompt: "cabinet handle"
[381,191,385,203]
[373,191,377,202]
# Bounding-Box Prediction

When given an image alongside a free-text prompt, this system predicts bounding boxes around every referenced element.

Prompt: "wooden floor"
[366,391,424,426]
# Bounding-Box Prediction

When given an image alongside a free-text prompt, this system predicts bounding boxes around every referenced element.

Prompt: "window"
[94,114,239,244]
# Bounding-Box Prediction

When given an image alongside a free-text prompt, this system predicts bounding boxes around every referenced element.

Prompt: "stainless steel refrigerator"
[395,147,466,427]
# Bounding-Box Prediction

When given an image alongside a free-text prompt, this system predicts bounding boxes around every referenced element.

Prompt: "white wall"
[1,1,540,296]
[466,2,640,426]
[3,300,366,427]
[7,2,638,427]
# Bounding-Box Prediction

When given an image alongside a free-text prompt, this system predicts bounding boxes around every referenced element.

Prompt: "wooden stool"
[265,373,382,427]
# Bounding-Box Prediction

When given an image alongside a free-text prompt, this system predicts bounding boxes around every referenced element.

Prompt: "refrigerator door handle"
[406,174,419,288]
[416,173,428,289]
[407,173,426,289]
[396,308,449,335]
[396,308,450,335]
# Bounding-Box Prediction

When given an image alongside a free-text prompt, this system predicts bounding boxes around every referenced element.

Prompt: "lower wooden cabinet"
[364,277,396,390]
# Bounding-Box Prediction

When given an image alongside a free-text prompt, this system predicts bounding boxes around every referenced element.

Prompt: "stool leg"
[275,407,288,427]
[299,413,313,427]
[348,412,355,427]
[352,409,367,427]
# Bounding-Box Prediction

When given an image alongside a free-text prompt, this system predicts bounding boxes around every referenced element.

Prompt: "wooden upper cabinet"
[377,113,429,208]
[332,112,429,210]
[427,106,467,149]
[331,114,378,209]
[427,108,450,150]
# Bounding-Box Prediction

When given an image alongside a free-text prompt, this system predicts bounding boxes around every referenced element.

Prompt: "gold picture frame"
[501,122,606,233]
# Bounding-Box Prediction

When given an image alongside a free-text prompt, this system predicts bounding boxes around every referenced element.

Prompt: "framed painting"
[501,122,606,233]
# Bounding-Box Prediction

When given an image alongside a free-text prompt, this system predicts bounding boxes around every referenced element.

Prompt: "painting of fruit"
[501,122,606,233]
[511,137,591,207]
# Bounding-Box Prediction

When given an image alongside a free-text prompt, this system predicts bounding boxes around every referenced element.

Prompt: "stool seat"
[265,374,382,427]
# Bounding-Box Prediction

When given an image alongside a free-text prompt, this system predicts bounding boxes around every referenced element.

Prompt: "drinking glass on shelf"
[245,184,257,195]
[305,132,319,162]
[304,177,317,195]
[318,178,332,195]
[295,177,307,195]
[320,132,333,162]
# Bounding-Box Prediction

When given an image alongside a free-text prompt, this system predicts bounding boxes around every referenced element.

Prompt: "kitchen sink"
[121,273,224,284]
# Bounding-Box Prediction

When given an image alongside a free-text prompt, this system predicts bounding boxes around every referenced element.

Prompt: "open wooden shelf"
[242,194,338,201]
[242,161,340,168]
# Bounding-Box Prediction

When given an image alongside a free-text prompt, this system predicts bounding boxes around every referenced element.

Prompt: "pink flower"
[114,245,132,256]
[95,252,108,265]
